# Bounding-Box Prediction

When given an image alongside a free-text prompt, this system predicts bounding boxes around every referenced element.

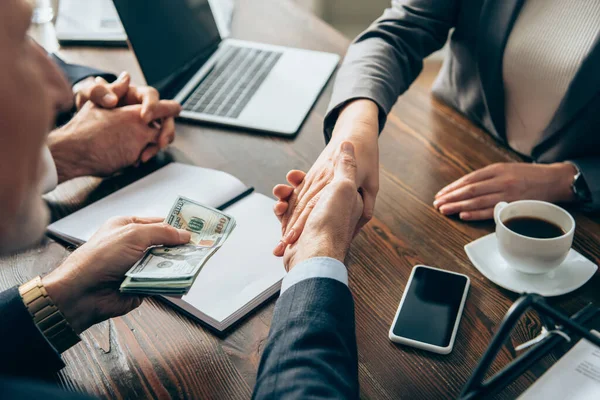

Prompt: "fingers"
[435,165,498,199]
[278,170,307,232]
[106,216,164,228]
[140,144,161,164]
[109,71,132,100]
[147,100,182,122]
[434,179,504,209]
[135,86,160,122]
[273,201,288,221]
[128,216,164,224]
[459,208,495,221]
[131,222,191,248]
[286,170,306,187]
[355,188,376,233]
[273,184,294,200]
[137,117,175,164]
[438,193,505,218]
[88,77,119,108]
[272,180,302,224]
[274,142,358,257]
[157,117,176,148]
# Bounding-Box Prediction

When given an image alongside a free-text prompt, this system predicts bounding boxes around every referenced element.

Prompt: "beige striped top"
[503,0,600,156]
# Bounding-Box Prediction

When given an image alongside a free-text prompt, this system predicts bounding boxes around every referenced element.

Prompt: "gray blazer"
[252,278,359,399]
[324,0,600,210]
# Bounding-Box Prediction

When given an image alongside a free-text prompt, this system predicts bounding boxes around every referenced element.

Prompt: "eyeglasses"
[460,293,600,400]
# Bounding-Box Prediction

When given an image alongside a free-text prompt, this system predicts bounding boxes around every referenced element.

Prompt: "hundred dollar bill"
[120,196,237,295]
[125,245,216,280]
[120,275,194,296]
[165,196,236,248]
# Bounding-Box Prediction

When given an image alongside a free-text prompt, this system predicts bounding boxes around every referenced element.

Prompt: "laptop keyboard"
[182,45,283,119]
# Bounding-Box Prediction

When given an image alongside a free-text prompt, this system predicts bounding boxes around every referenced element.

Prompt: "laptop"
[112,0,340,136]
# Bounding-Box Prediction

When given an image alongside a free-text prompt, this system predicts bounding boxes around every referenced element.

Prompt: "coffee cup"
[493,200,575,274]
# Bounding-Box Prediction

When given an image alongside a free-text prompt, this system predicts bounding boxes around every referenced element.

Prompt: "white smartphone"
[388,265,470,355]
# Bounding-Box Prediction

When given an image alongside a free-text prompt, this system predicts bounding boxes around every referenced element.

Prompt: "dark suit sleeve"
[0,377,95,400]
[0,287,65,379]
[323,0,459,141]
[51,54,118,126]
[252,278,358,400]
[51,54,117,86]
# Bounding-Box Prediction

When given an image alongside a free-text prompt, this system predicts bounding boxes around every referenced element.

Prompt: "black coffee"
[504,217,566,239]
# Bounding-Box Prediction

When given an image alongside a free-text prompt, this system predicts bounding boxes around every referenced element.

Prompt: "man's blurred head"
[0,0,72,254]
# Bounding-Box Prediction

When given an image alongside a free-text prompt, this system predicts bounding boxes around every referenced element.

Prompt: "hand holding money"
[120,196,236,296]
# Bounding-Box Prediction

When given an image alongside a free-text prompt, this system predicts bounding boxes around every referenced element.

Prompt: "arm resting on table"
[324,0,459,140]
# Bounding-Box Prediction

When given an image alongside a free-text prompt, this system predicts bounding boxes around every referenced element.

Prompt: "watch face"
[574,173,592,203]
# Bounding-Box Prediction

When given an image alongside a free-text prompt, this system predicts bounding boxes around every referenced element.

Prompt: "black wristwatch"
[568,162,592,204]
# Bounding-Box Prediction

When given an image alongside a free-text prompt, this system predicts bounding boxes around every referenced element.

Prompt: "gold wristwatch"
[19,276,81,353]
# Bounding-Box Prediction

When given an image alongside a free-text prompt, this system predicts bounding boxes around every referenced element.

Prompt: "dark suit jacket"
[51,54,117,126]
[324,0,600,210]
[0,377,94,400]
[253,278,359,399]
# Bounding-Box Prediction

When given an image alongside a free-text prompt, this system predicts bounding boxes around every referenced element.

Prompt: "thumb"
[89,81,118,108]
[334,141,358,183]
[133,222,191,248]
[109,72,131,100]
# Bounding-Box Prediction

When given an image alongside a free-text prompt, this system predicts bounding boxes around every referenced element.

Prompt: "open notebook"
[48,163,286,332]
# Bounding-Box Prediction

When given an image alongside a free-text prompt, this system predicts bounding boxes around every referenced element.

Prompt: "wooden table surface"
[5,0,600,398]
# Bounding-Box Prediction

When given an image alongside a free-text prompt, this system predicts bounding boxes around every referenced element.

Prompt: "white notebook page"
[171,193,286,323]
[48,163,248,243]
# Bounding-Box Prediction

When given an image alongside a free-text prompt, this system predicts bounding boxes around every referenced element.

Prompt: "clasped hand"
[275,142,364,270]
[272,100,380,257]
[49,72,182,182]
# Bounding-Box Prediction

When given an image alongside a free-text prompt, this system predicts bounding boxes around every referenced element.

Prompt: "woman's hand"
[434,162,576,221]
[42,217,191,334]
[280,142,364,271]
[272,99,380,256]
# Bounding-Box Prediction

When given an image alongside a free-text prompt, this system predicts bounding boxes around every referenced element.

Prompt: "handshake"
[40,141,365,335]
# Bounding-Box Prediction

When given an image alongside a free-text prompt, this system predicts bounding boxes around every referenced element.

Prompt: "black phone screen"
[392,267,468,347]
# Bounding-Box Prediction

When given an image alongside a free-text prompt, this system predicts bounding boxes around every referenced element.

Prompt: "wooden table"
[5,0,600,398]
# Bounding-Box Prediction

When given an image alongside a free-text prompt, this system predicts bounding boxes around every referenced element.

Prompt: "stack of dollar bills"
[120,196,236,296]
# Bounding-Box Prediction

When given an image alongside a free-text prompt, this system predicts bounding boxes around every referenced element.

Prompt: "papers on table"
[208,0,235,38]
[519,332,600,399]
[56,0,127,46]
[48,163,286,332]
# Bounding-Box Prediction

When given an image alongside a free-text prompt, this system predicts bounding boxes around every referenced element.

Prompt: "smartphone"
[388,265,470,354]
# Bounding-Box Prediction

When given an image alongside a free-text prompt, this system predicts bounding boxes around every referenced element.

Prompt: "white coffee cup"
[493,200,575,274]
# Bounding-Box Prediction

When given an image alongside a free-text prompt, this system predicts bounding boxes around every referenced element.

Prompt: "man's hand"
[48,101,179,182]
[434,162,576,221]
[42,217,191,334]
[273,99,380,257]
[73,71,181,161]
[278,142,364,271]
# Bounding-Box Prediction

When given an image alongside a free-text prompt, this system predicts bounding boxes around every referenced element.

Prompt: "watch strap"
[565,162,592,204]
[19,276,81,353]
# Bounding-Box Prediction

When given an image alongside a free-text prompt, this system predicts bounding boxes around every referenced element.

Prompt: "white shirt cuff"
[280,257,348,295]
[40,146,58,194]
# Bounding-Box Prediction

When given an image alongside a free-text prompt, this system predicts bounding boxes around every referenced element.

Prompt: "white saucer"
[464,233,597,297]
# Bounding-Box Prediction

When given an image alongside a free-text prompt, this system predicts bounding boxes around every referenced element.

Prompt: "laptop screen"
[113,0,221,89]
